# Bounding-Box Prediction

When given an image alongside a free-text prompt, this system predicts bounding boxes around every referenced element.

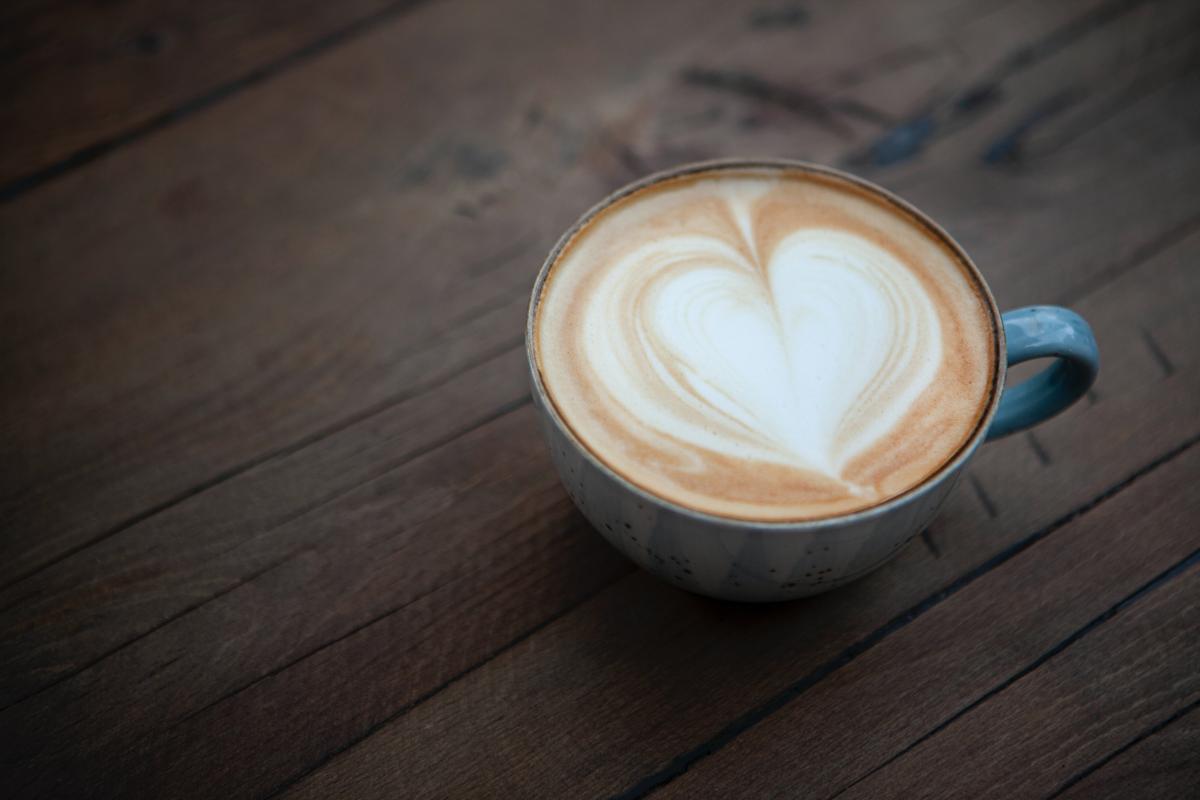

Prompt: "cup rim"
[525,158,1006,531]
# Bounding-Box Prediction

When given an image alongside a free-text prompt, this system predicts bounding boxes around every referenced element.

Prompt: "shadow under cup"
[526,159,1098,602]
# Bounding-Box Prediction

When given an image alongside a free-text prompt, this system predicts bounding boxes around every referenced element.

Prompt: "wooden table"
[3,0,1198,797]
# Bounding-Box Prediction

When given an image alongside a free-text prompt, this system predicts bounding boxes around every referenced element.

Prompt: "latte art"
[536,167,996,520]
[592,227,942,483]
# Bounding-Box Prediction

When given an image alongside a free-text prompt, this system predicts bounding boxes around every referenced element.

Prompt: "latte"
[533,164,998,521]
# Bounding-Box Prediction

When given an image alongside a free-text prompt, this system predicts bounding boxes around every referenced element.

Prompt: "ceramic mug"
[526,160,1099,602]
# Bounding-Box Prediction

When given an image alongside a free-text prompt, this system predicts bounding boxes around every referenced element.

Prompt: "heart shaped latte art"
[536,171,994,520]
[584,227,941,489]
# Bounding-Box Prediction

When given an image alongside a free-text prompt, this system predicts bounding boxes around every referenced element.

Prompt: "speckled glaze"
[527,160,1098,602]
[531,390,963,600]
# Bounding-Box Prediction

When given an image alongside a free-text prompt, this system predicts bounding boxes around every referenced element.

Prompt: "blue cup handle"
[986,306,1099,441]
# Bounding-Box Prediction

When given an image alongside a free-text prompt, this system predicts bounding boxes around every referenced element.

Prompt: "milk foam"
[536,167,996,521]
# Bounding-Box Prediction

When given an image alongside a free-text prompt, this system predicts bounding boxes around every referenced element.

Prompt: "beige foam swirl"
[536,168,996,521]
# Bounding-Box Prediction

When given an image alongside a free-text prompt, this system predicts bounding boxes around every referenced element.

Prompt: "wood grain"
[655,451,1200,799]
[833,563,1200,800]
[1056,701,1200,799]
[4,0,1190,685]
[0,0,415,190]
[270,16,1200,790]
[0,0,1082,693]
[7,0,1155,595]
[2,0,1198,797]
[275,223,1200,799]
[0,0,761,592]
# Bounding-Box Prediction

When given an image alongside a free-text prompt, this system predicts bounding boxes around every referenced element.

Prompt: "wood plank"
[845,0,1200,308]
[2,0,1190,782]
[266,103,1200,792]
[3,1,1197,797]
[0,0,1070,695]
[1056,702,1200,799]
[0,0,692,590]
[0,0,411,189]
[0,344,533,705]
[273,254,1200,799]
[288,438,1200,800]
[0,399,635,796]
[832,563,1200,799]
[654,440,1200,799]
[1,0,1128,592]
[3,0,1186,674]
[1,0,802,590]
[0,0,1168,709]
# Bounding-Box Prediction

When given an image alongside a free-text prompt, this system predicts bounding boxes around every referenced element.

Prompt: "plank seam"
[0,0,436,204]
[608,432,1200,799]
[170,483,561,730]
[259,569,633,798]
[0,554,296,715]
[848,0,1152,167]
[825,547,1200,799]
[0,336,524,595]
[1044,696,1200,799]
[0,395,530,713]
[1057,211,1200,306]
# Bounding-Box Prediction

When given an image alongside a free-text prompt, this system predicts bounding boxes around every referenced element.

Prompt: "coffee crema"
[534,165,997,521]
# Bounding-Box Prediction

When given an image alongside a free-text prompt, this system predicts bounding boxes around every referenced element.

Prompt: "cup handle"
[985,305,1099,441]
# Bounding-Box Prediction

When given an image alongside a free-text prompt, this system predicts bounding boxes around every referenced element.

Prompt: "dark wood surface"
[2,0,1198,797]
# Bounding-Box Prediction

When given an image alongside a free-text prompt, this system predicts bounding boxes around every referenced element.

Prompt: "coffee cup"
[526,159,1098,601]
